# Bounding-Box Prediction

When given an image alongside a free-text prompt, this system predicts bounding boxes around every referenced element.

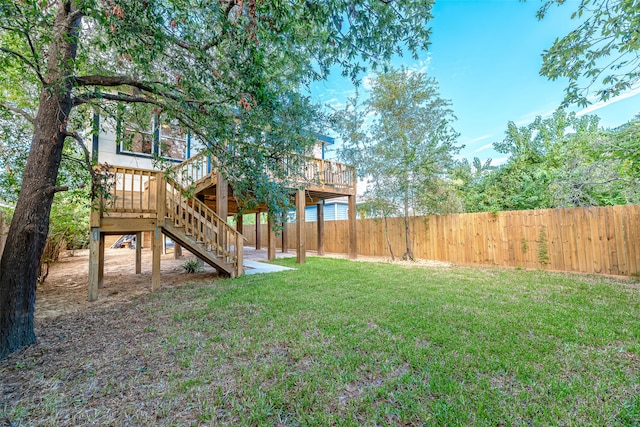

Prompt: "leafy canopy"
[0,0,434,214]
[454,110,640,212]
[538,0,640,106]
[337,67,460,216]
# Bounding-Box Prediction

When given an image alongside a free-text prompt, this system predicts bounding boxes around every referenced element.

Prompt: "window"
[117,105,188,161]
[159,116,187,161]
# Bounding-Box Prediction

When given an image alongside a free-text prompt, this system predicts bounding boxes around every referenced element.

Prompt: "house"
[289,199,349,222]
[88,110,357,301]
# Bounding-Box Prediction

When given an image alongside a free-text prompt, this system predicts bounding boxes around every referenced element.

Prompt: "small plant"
[537,227,549,265]
[182,259,201,274]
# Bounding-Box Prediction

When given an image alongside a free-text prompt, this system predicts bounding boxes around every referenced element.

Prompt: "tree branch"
[45,185,69,194]
[74,75,195,104]
[0,102,36,125]
[72,86,232,108]
[72,91,164,107]
[74,74,159,91]
[0,47,45,84]
[65,131,101,199]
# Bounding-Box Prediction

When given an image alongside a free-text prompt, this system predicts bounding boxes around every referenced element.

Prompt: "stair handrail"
[162,174,245,274]
[169,152,212,190]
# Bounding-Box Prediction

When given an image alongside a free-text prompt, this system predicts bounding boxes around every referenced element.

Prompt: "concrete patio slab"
[243,259,296,275]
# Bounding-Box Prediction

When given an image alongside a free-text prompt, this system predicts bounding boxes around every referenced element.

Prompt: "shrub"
[182,259,201,274]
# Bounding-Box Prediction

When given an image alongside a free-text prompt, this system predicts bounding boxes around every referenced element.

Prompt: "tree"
[455,109,639,212]
[550,115,640,206]
[0,0,435,359]
[336,67,460,260]
[538,0,640,106]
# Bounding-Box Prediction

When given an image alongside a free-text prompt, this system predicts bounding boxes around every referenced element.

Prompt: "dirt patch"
[35,247,222,320]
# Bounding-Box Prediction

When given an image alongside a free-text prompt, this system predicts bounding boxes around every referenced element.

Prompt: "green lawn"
[3,258,640,426]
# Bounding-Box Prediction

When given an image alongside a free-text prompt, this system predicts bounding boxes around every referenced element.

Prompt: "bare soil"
[35,247,222,320]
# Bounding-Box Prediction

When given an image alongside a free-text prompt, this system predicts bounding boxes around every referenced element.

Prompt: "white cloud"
[405,57,431,75]
[513,108,556,127]
[576,83,640,117]
[472,142,494,153]
[362,75,374,91]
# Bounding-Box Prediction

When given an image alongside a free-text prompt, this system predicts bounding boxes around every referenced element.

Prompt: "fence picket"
[244,205,639,276]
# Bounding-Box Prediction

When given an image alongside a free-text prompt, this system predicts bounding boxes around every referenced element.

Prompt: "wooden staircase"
[94,159,244,279]
[163,177,242,277]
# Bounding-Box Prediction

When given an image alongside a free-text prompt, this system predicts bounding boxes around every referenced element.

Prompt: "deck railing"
[304,158,356,191]
[170,152,212,189]
[105,167,157,215]
[177,152,356,194]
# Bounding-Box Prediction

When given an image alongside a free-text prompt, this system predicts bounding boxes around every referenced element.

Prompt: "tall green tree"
[336,67,460,260]
[550,115,640,206]
[538,0,640,106]
[0,0,434,359]
[455,110,639,212]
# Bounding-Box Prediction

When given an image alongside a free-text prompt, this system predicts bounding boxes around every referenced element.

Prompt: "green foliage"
[182,259,202,274]
[0,113,30,203]
[0,0,436,218]
[335,67,460,259]
[0,112,92,248]
[538,0,640,106]
[48,188,91,250]
[537,227,549,265]
[455,110,640,212]
[335,67,461,216]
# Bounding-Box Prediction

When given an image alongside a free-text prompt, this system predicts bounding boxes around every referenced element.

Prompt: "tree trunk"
[403,193,413,261]
[0,4,81,359]
[383,214,395,261]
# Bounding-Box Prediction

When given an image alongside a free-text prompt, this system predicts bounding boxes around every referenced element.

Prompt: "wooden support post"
[156,173,166,222]
[98,233,105,288]
[281,218,288,253]
[268,213,276,261]
[174,242,182,259]
[236,231,244,277]
[88,227,101,302]
[296,189,306,264]
[152,227,162,291]
[136,232,142,274]
[152,170,166,291]
[235,214,244,277]
[317,201,325,256]
[162,234,167,255]
[348,194,357,259]
[236,214,243,235]
[255,212,261,250]
[216,172,228,248]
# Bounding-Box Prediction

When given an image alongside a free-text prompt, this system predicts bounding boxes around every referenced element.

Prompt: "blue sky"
[309,0,640,165]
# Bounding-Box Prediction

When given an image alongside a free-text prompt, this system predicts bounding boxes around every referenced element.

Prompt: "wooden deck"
[88,152,357,301]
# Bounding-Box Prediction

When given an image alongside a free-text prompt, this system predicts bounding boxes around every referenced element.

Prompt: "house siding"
[289,202,349,222]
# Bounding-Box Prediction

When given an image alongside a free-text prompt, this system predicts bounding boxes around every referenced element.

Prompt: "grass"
[2,258,639,426]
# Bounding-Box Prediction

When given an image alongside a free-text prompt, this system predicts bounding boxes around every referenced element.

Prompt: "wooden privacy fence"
[244,205,640,277]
